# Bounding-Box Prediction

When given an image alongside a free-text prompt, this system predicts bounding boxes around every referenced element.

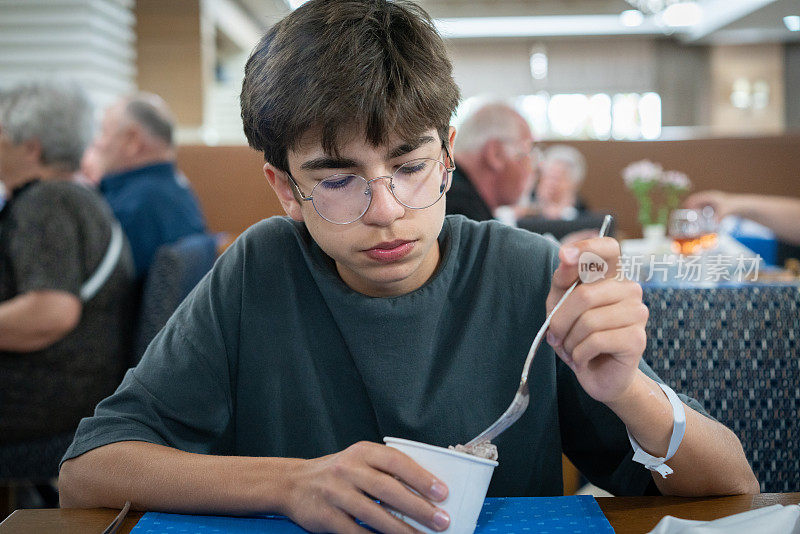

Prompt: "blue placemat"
[131,496,613,533]
[475,496,611,533]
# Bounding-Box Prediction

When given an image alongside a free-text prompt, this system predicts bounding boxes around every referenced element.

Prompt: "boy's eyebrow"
[298,135,437,171]
[387,136,436,159]
[300,156,359,171]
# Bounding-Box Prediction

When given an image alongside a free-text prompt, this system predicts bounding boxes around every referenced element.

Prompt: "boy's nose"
[361,177,405,225]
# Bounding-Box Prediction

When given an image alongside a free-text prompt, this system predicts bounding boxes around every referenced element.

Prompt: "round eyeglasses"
[286,147,455,225]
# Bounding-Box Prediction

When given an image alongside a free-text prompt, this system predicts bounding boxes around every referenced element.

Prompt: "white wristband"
[627,382,687,478]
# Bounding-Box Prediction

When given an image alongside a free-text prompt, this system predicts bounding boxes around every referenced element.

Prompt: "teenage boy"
[59,1,758,533]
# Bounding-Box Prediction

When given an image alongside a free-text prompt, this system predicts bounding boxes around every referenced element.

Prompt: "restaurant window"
[513,91,661,141]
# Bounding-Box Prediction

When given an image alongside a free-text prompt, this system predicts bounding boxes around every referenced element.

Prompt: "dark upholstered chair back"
[133,233,218,363]
[0,432,75,483]
[643,285,800,492]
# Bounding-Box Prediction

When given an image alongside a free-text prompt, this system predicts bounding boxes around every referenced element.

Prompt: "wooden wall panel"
[136,0,205,127]
[710,44,785,136]
[176,145,284,238]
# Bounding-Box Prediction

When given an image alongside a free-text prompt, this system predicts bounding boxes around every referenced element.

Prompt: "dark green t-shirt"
[63,215,707,496]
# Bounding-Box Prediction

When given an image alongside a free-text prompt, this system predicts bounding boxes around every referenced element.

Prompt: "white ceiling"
[233,0,800,44]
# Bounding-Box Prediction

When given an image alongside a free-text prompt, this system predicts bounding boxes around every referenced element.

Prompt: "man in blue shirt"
[94,93,207,280]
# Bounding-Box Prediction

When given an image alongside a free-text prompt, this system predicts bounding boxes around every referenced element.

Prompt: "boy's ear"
[447,125,456,159]
[264,162,305,221]
[444,125,457,193]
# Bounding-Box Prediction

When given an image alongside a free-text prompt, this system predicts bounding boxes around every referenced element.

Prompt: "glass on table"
[698,205,718,250]
[669,207,718,255]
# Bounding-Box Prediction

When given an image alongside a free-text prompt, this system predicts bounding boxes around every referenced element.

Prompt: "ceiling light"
[435,15,661,38]
[784,15,800,32]
[621,10,645,27]
[529,46,548,80]
[659,2,702,27]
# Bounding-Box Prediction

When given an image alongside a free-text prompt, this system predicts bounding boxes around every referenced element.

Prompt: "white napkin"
[648,504,800,534]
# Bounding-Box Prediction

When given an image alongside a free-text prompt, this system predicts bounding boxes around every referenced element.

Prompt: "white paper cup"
[383,437,498,534]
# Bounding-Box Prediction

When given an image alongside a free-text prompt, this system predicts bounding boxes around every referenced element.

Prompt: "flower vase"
[643,223,667,245]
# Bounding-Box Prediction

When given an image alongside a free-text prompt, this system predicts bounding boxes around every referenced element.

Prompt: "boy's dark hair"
[241,0,460,172]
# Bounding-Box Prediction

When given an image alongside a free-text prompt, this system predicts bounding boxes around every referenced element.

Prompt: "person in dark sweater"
[59,1,758,532]
[0,80,134,442]
[446,102,537,223]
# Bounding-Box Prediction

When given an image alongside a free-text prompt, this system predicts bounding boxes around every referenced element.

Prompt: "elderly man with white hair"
[445,102,537,223]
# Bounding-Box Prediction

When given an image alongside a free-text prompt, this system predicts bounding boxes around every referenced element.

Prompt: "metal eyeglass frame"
[285,142,456,225]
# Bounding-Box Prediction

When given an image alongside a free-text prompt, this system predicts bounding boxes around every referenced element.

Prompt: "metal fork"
[101,501,131,534]
[465,215,613,448]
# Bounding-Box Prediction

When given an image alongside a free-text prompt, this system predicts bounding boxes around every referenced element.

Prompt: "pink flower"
[623,160,663,187]
[661,170,691,189]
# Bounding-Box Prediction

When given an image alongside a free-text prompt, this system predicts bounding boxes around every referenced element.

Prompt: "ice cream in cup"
[383,437,498,534]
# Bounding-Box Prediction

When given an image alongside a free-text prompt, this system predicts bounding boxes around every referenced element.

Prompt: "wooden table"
[599,493,799,533]
[1,493,798,533]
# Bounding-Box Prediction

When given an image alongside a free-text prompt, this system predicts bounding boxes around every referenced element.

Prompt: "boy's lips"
[363,239,415,262]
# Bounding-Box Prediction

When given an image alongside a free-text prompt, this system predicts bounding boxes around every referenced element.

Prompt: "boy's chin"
[338,262,428,297]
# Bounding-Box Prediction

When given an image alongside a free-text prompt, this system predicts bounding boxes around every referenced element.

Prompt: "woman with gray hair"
[0,80,134,444]
[535,144,587,220]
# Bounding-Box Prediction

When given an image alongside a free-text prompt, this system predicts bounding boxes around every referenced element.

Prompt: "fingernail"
[557,348,573,365]
[433,510,450,530]
[430,481,448,501]
[563,246,579,264]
